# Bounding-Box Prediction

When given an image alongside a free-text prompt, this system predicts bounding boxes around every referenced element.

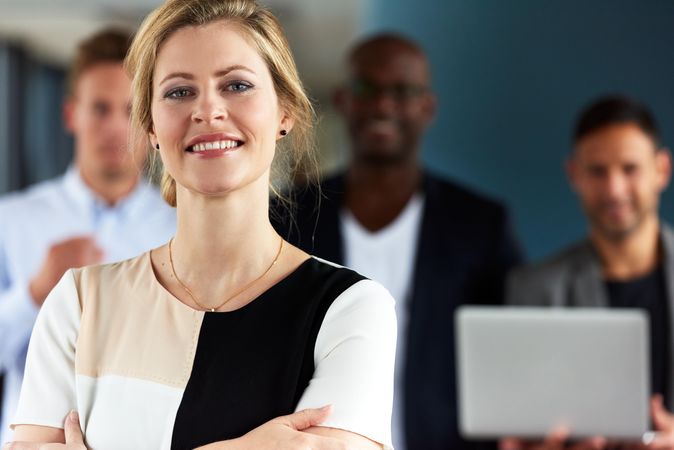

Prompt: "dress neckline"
[145,250,315,315]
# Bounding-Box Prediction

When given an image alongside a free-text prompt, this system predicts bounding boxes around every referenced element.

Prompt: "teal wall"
[364,0,674,260]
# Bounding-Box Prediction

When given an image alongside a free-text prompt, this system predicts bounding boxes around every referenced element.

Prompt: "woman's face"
[150,21,291,198]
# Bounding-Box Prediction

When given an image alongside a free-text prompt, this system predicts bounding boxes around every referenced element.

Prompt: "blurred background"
[0,0,673,261]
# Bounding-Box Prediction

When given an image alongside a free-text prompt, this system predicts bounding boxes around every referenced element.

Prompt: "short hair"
[573,95,661,147]
[67,28,133,97]
[348,32,425,63]
[125,0,317,208]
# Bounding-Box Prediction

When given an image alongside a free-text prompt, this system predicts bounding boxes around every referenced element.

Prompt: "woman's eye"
[226,82,252,92]
[165,88,192,99]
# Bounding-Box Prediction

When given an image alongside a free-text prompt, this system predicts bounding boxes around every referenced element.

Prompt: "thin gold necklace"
[167,237,284,312]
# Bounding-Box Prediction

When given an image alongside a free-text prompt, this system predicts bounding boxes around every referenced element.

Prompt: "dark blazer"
[507,223,674,408]
[274,171,524,450]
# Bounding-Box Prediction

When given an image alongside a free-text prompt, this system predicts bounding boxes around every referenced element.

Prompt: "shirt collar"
[62,165,151,219]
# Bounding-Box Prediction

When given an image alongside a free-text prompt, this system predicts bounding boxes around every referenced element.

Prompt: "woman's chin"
[177,171,266,200]
[186,180,250,199]
[194,185,238,198]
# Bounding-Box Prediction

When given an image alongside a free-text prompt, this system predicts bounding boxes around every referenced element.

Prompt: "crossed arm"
[9,272,395,450]
[8,406,382,450]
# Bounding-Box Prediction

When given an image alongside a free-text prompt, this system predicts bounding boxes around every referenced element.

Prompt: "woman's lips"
[186,141,243,158]
[187,139,242,152]
[185,132,245,151]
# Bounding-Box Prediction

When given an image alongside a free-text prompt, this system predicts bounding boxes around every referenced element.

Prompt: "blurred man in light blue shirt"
[0,28,176,441]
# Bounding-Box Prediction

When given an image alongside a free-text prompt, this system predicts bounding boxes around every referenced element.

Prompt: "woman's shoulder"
[290,257,363,298]
[273,256,395,330]
[65,251,154,315]
[308,256,392,292]
[301,256,396,316]
[71,251,151,286]
[300,256,364,281]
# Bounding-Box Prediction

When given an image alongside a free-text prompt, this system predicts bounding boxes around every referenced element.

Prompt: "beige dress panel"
[75,253,204,388]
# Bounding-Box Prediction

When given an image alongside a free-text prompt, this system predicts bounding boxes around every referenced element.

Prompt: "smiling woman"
[6,1,396,450]
[129,0,317,209]
[150,21,286,200]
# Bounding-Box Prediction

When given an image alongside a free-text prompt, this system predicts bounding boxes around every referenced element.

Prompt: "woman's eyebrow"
[159,65,256,86]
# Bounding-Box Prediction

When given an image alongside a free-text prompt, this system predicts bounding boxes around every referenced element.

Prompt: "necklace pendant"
[168,237,284,316]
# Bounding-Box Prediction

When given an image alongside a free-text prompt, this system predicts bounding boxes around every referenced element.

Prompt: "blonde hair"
[125,0,317,207]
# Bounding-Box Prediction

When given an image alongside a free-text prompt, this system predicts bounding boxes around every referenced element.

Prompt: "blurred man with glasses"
[276,33,523,450]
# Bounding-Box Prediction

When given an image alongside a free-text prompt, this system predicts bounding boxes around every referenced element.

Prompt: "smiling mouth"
[185,139,244,153]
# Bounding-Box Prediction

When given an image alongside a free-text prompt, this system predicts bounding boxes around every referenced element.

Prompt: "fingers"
[540,429,609,450]
[529,426,569,450]
[64,411,84,445]
[276,405,332,431]
[57,236,104,266]
[646,432,674,449]
[546,426,570,444]
[651,394,664,423]
[568,436,608,450]
[501,437,525,450]
[650,394,674,433]
[2,443,41,450]
[2,412,84,450]
[61,236,96,246]
[499,427,576,450]
[77,238,103,265]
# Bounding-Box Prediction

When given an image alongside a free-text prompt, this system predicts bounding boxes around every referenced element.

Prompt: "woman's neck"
[169,178,280,303]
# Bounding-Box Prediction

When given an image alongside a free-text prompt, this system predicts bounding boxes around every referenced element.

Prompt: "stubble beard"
[587,202,650,243]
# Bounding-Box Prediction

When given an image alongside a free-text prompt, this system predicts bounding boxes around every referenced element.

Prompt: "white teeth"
[190,140,240,152]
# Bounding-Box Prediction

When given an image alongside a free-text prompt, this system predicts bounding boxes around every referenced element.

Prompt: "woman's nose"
[191,93,227,124]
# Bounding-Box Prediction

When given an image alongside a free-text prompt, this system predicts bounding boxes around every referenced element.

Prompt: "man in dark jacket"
[277,33,523,450]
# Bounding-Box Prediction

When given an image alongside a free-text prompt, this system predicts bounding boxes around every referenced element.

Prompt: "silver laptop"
[455,306,650,440]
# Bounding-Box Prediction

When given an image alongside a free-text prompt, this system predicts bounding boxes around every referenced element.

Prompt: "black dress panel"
[171,258,365,449]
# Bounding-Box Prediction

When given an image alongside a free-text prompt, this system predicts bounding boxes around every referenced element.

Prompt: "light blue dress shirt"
[0,167,176,441]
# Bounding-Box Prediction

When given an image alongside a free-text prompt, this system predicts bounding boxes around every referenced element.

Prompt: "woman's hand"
[3,411,87,450]
[198,405,353,450]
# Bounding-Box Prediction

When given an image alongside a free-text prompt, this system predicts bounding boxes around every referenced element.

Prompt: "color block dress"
[11,252,396,449]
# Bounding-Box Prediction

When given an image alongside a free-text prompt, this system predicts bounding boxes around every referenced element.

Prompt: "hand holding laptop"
[498,395,674,450]
[456,307,656,443]
[500,426,605,450]
[644,395,674,449]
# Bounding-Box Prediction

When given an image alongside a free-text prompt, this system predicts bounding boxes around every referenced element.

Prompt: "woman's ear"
[148,124,158,149]
[277,113,295,140]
